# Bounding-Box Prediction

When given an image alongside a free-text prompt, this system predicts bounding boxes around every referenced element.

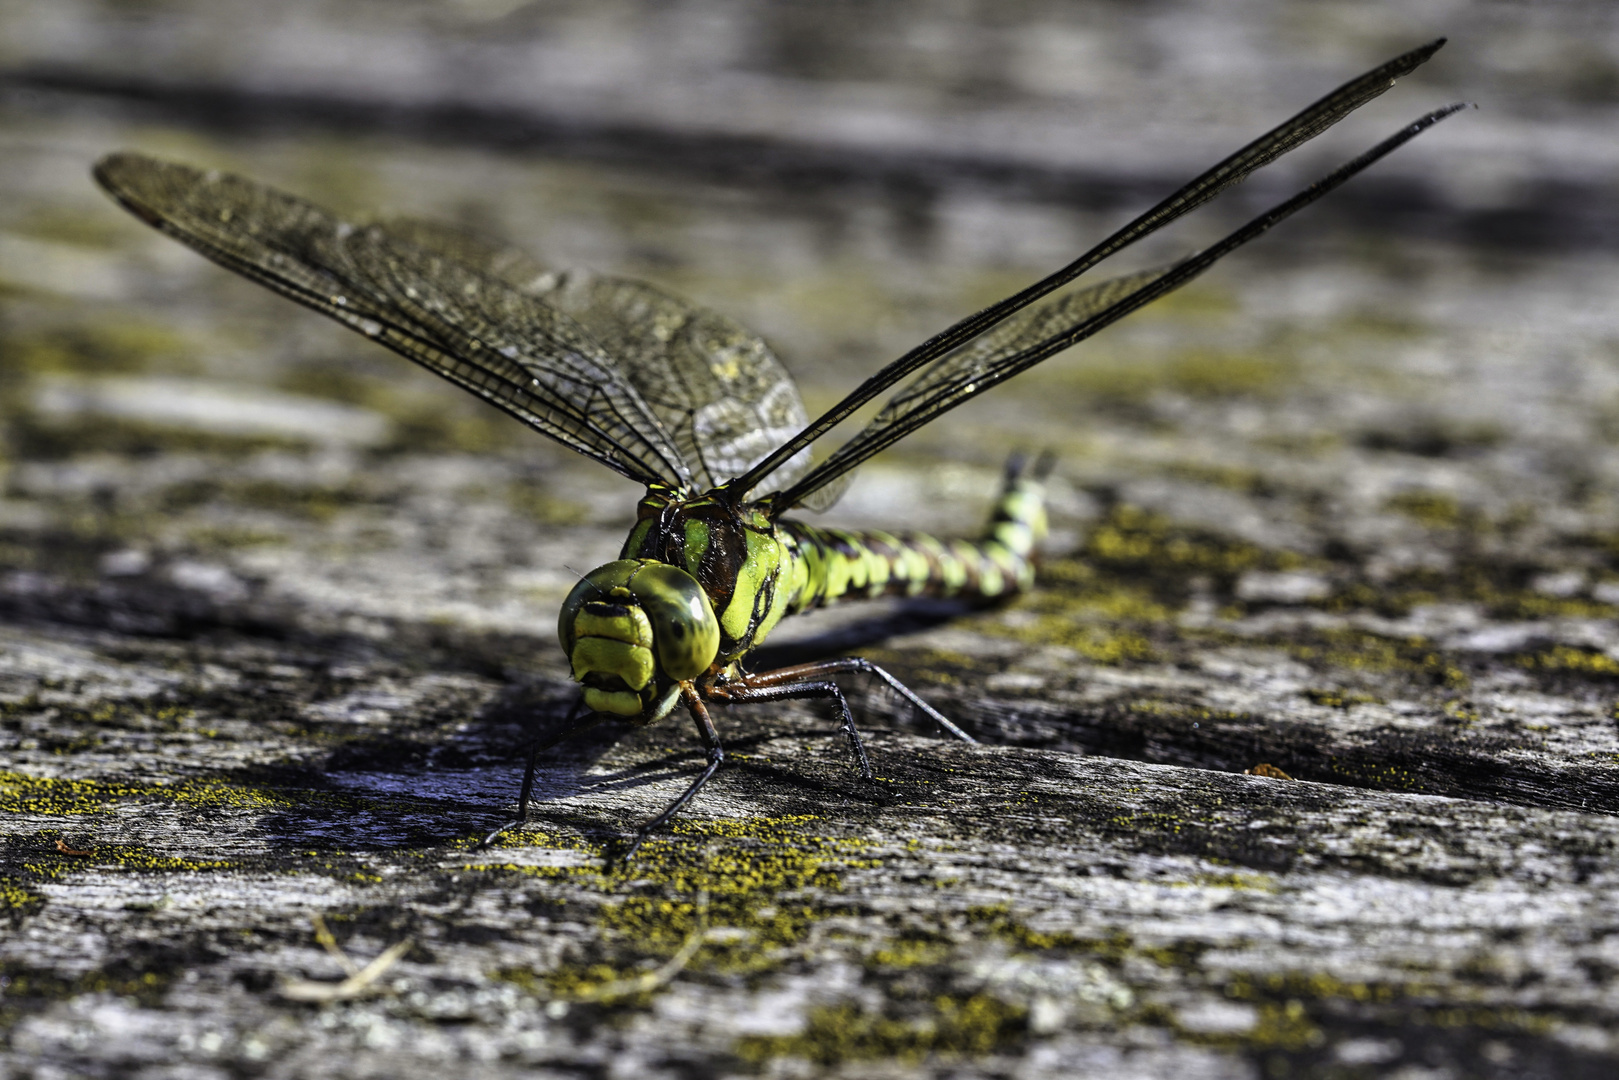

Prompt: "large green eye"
[627,562,721,681]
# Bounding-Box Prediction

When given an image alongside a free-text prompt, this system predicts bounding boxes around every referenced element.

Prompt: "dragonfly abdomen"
[782,462,1048,611]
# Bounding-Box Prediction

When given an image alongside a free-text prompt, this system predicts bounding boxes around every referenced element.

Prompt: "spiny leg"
[737,657,976,744]
[478,700,602,849]
[711,677,873,779]
[621,682,725,861]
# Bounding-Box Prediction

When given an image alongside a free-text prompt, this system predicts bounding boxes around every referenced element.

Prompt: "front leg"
[621,682,726,860]
[479,702,603,849]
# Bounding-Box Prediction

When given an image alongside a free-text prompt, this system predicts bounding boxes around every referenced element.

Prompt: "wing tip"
[1398,37,1447,75]
[91,149,129,191]
[91,150,170,227]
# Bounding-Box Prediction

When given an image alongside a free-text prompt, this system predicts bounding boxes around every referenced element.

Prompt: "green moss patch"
[1,324,195,379]
[1517,645,1619,679]
[0,961,172,1017]
[478,816,877,995]
[865,933,954,970]
[1195,969,1559,1057]
[15,832,235,879]
[965,904,1207,968]
[1083,505,1304,594]
[1319,562,1619,622]
[992,613,1158,665]
[2,695,195,733]
[1302,688,1382,709]
[0,828,243,927]
[736,994,1027,1066]
[0,877,44,917]
[973,504,1309,665]
[0,769,297,816]
[1056,348,1296,409]
[159,477,382,522]
[1286,629,1467,689]
[1161,461,1277,496]
[506,481,589,526]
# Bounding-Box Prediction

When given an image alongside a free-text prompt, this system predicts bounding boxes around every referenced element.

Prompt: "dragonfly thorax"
[619,485,799,659]
[558,559,721,722]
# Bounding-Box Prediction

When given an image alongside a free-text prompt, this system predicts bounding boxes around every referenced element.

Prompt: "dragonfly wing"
[338,226,692,486]
[771,101,1465,509]
[374,219,815,496]
[869,268,1166,428]
[549,274,813,494]
[93,153,692,488]
[728,39,1449,504]
[793,470,854,513]
[776,267,1167,506]
[373,216,553,292]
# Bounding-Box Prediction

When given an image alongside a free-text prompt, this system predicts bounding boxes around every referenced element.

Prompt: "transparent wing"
[771,103,1465,509]
[550,274,813,494]
[376,217,814,496]
[879,266,1167,418]
[93,153,692,488]
[377,216,553,291]
[729,39,1450,506]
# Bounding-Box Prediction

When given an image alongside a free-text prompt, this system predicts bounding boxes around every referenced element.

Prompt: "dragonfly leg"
[622,682,725,860]
[478,700,602,850]
[713,676,873,779]
[736,658,977,744]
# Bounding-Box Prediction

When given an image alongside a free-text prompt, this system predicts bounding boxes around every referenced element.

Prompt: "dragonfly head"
[558,559,721,723]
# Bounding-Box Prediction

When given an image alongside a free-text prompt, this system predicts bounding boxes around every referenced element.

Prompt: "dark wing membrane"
[376,217,814,495]
[547,275,813,494]
[733,39,1449,503]
[772,104,1466,510]
[786,268,1164,512]
[338,227,698,485]
[379,216,552,290]
[92,153,692,488]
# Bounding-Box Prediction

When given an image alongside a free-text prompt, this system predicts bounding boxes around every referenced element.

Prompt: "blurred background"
[0,0,1616,638]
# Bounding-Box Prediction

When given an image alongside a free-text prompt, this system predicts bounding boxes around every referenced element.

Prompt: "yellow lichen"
[866,936,952,969]
[477,816,877,992]
[1518,646,1619,678]
[0,769,299,816]
[1384,490,1465,528]
[1288,629,1467,688]
[735,994,1027,1065]
[1303,688,1382,709]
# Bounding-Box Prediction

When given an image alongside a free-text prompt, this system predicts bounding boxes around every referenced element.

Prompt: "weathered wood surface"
[3,3,1619,1078]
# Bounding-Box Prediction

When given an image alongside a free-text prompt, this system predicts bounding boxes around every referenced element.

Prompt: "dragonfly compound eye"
[624,562,721,682]
[559,560,721,716]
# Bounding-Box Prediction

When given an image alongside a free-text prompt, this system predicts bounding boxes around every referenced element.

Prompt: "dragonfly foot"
[608,685,729,862]
[477,818,528,850]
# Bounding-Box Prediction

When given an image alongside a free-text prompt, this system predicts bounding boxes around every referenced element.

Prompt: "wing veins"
[93,154,691,487]
[733,38,1447,499]
[341,227,692,484]
[374,222,817,496]
[772,103,1466,508]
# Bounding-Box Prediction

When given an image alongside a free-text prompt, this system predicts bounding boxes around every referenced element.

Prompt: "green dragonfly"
[94,41,1459,854]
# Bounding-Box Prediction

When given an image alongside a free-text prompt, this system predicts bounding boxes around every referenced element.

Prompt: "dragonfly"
[94,41,1460,856]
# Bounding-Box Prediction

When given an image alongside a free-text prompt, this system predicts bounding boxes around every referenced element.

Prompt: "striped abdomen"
[778,461,1048,614]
